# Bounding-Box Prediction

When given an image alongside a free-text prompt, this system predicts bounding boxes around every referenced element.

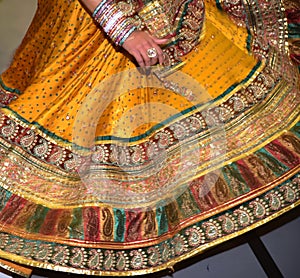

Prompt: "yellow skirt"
[0,0,299,276]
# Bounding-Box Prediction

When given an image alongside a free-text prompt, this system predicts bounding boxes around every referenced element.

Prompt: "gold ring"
[147,48,157,58]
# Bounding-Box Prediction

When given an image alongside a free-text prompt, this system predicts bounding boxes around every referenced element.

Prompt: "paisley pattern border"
[0,60,283,172]
[0,174,298,275]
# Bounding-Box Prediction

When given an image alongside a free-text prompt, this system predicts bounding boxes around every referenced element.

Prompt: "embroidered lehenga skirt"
[0,0,299,276]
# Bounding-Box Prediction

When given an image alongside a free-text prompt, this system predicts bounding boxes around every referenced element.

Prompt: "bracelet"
[92,0,106,17]
[119,26,137,45]
[93,0,137,46]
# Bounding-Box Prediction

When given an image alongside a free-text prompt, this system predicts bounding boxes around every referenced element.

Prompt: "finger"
[144,36,165,65]
[145,31,168,42]
[141,50,152,67]
[140,43,158,67]
[146,44,163,65]
[154,46,164,65]
[151,57,159,66]
[148,34,169,46]
[132,51,145,68]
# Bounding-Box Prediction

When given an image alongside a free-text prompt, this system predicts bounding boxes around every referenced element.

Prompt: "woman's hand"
[80,1,168,67]
[122,31,168,67]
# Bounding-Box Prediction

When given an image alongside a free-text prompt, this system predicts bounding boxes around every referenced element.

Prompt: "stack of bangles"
[92,0,137,46]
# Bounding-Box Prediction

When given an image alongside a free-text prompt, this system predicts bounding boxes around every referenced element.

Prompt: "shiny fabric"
[0,0,299,276]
